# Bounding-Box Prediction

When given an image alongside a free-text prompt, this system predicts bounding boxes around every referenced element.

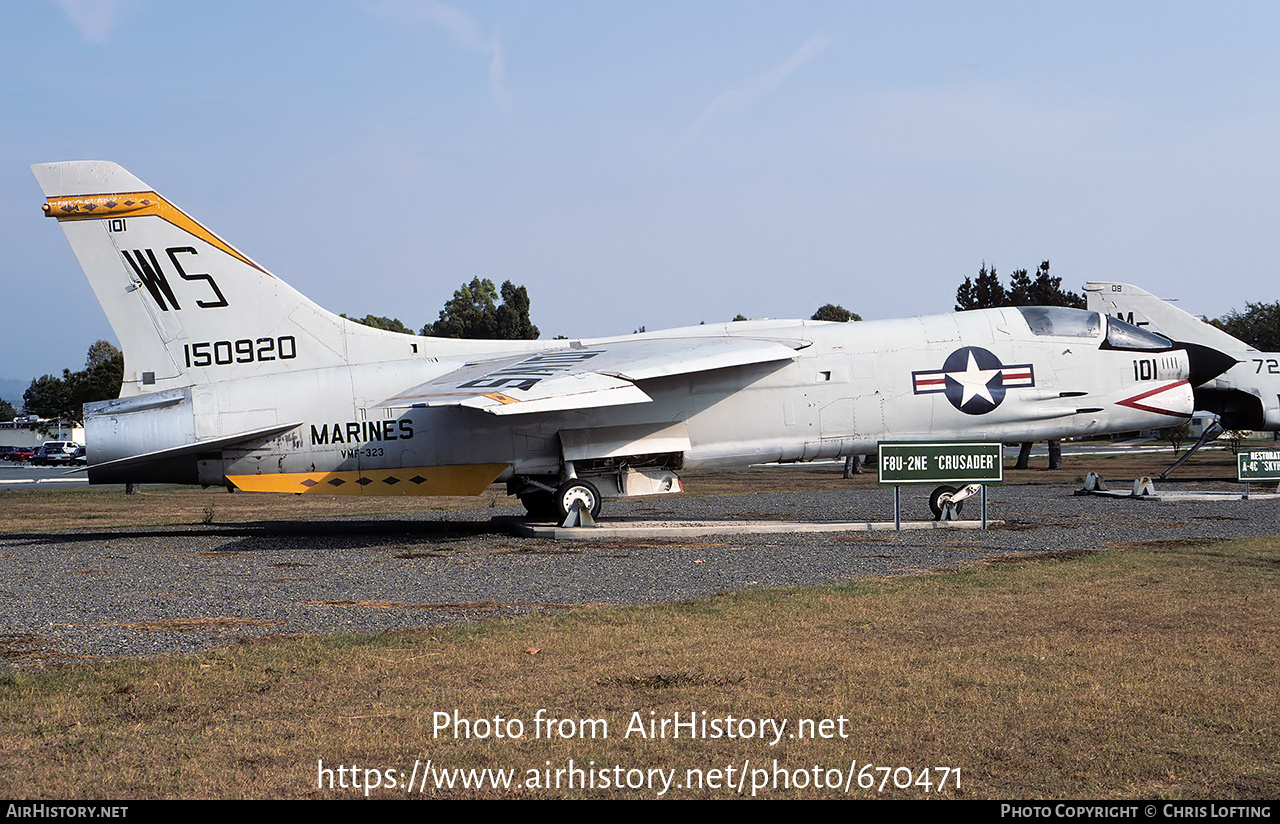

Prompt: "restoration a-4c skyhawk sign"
[33,161,1223,520]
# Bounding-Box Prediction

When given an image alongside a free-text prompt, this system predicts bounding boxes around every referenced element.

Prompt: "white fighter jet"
[1085,282,1269,432]
[33,161,1208,519]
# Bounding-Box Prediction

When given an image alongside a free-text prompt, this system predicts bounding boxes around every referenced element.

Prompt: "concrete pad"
[494,516,1001,540]
[1081,489,1280,502]
[0,477,87,485]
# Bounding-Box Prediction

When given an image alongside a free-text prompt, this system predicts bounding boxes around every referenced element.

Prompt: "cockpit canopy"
[1015,306,1173,352]
[1103,315,1175,351]
[1017,306,1100,338]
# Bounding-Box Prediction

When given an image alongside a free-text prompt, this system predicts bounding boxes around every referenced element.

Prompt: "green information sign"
[1237,450,1280,482]
[878,441,1004,485]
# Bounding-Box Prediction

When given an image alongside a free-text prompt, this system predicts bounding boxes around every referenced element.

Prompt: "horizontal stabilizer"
[87,421,303,473]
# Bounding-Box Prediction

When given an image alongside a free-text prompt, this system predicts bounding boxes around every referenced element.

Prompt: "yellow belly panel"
[226,464,510,496]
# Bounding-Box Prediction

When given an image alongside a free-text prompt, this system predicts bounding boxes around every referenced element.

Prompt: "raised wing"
[378,336,806,415]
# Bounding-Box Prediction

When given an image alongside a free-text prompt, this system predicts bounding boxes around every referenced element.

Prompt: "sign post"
[877,441,1004,529]
[1236,449,1280,498]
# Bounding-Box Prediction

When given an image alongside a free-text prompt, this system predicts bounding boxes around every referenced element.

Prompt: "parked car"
[4,447,36,463]
[69,446,87,467]
[32,441,82,466]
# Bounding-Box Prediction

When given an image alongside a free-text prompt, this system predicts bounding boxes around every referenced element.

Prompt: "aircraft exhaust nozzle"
[1179,341,1239,386]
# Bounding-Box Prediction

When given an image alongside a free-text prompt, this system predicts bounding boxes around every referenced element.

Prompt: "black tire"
[928,485,962,520]
[556,479,602,519]
[520,490,557,520]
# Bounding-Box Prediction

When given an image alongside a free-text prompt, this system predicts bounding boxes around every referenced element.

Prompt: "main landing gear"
[511,459,681,524]
[515,477,603,521]
[554,478,602,519]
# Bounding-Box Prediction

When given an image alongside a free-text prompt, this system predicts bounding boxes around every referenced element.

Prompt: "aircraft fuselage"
[84,309,1192,495]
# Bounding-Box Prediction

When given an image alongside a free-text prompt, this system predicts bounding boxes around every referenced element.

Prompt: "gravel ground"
[2,483,1277,667]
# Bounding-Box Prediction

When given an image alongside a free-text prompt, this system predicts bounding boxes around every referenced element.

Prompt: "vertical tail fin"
[1084,281,1252,354]
[32,161,423,397]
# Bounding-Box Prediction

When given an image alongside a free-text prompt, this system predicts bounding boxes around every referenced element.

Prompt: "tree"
[1223,429,1249,455]
[956,261,1083,312]
[342,314,413,334]
[1162,421,1192,455]
[73,341,124,405]
[1008,261,1085,309]
[955,264,1007,311]
[22,341,123,422]
[493,280,539,340]
[22,374,71,420]
[0,399,15,422]
[423,278,540,340]
[1211,301,1280,351]
[810,304,862,322]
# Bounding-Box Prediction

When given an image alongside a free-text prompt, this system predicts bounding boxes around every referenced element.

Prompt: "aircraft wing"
[377,336,804,416]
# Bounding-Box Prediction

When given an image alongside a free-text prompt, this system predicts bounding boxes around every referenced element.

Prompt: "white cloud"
[374,0,511,115]
[52,0,137,44]
[678,34,832,149]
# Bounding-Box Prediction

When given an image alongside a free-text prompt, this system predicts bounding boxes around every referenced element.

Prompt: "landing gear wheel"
[929,485,961,520]
[556,479,602,519]
[520,491,557,520]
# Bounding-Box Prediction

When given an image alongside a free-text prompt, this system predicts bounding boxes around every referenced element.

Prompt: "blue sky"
[4,1,1280,392]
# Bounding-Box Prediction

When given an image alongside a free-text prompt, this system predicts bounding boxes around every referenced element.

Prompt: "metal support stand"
[559,501,596,528]
[940,483,986,529]
[893,483,988,530]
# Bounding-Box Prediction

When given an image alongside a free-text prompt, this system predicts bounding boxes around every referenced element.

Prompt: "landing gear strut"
[1158,421,1224,479]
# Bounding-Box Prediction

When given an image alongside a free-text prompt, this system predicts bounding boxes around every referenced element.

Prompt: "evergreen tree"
[956,264,1007,310]
[1007,268,1034,306]
[1026,261,1085,308]
[956,260,1082,311]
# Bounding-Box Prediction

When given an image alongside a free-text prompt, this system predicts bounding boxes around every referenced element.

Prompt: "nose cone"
[1179,341,1239,387]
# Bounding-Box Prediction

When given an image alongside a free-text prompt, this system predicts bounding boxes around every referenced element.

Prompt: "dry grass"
[0,536,1275,799]
[687,448,1244,495]
[0,448,1272,798]
[0,485,506,534]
